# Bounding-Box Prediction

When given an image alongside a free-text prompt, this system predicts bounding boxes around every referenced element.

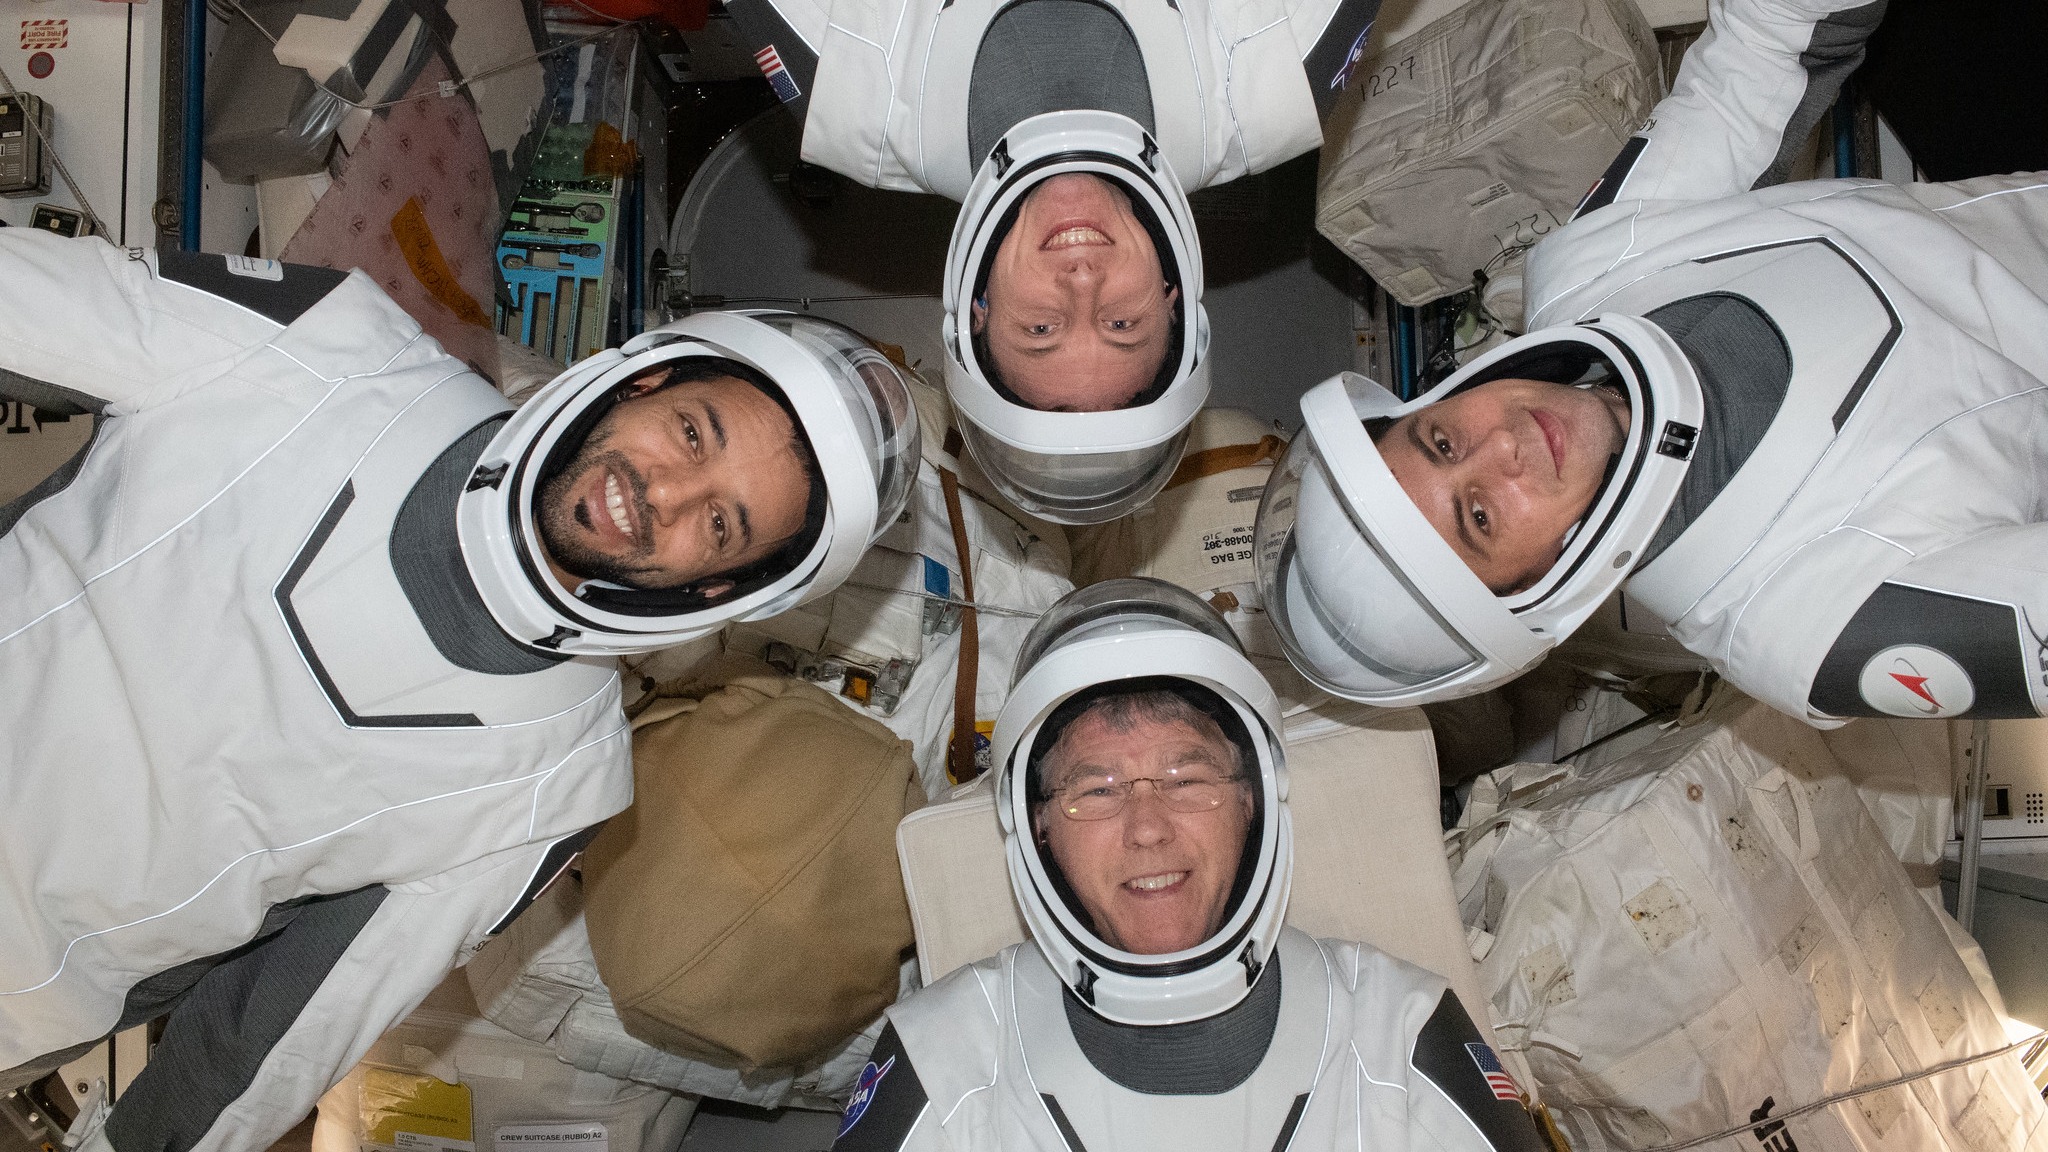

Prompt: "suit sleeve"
[1408,992,1550,1152]
[830,1024,931,1152]
[0,233,314,417]
[1575,0,1885,215]
[80,834,590,1152]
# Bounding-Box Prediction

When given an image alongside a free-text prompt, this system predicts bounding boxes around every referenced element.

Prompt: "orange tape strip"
[391,197,491,328]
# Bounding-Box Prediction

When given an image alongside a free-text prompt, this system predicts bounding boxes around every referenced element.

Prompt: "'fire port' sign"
[19,20,67,50]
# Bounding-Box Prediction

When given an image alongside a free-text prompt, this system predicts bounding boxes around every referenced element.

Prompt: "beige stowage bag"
[1316,0,1659,307]
[580,656,922,1073]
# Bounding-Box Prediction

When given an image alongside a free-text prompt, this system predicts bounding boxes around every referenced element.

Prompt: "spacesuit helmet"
[1253,317,1703,705]
[996,578,1290,1026]
[458,311,921,656]
[942,109,1210,525]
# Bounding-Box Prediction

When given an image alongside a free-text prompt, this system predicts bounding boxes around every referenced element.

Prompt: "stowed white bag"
[1315,0,1659,307]
[312,972,697,1152]
[1452,694,2046,1151]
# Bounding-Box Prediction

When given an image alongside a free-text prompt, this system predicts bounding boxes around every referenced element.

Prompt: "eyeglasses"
[1048,767,1245,821]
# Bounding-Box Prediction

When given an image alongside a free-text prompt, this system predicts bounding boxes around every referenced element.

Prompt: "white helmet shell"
[456,311,920,655]
[996,578,1290,1026]
[942,110,1210,525]
[1254,317,1704,705]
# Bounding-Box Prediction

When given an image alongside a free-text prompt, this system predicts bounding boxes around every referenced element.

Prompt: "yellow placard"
[361,1067,476,1152]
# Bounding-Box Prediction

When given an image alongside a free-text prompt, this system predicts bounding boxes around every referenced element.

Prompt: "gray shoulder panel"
[486,826,602,936]
[1751,0,1887,190]
[831,1025,928,1152]
[1300,0,1384,120]
[1810,582,2038,719]
[1410,992,1548,1152]
[154,251,347,327]
[0,368,105,417]
[1575,135,1650,219]
[103,885,389,1152]
[725,0,818,118]
[0,413,99,539]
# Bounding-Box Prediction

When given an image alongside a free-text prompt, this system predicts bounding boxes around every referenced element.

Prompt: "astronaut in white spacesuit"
[721,0,1381,524]
[1256,0,2048,726]
[0,233,917,1152]
[828,579,1547,1152]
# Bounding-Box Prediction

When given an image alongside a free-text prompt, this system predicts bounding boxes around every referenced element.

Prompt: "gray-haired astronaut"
[1257,0,2048,725]
[0,234,916,1152]
[829,580,1546,1152]
[724,0,1381,525]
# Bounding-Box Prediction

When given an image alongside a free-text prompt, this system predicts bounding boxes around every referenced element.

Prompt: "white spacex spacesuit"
[1259,0,2048,726]
[0,235,920,1152]
[830,581,1546,1152]
[743,0,1347,201]
[0,236,631,1151]
[728,0,1380,526]
[1523,0,2048,724]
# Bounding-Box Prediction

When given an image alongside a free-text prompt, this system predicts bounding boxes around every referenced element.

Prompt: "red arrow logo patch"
[1890,671,1940,709]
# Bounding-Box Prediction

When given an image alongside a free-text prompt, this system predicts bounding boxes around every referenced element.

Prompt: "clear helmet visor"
[744,312,923,538]
[957,155,1196,412]
[998,579,1287,1013]
[1254,433,1483,699]
[962,421,1189,526]
[1019,674,1271,958]
[1013,577,1246,683]
[943,112,1209,528]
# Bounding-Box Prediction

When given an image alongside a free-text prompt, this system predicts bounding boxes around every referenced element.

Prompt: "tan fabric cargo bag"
[1316,0,1659,307]
[581,656,921,1073]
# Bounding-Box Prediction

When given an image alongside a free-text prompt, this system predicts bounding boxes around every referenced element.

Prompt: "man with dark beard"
[0,232,918,1152]
[534,359,822,601]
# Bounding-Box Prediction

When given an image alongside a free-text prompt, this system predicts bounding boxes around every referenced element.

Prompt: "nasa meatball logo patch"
[837,1054,896,1138]
[1858,645,1975,718]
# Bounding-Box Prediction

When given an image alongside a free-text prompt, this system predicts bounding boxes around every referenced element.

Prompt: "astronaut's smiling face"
[536,368,811,595]
[1376,377,1632,593]
[1034,707,1253,956]
[972,173,1179,412]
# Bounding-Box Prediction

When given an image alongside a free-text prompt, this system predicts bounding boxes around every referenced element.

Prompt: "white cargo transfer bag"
[1315,0,1659,307]
[312,972,697,1152]
[1451,695,2047,1152]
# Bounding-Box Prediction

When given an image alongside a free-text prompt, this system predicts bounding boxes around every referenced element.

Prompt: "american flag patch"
[1466,1042,1521,1101]
[754,44,802,103]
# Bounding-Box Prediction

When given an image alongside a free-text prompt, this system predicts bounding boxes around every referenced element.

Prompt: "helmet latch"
[532,625,581,650]
[1656,420,1698,460]
[1073,961,1099,1005]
